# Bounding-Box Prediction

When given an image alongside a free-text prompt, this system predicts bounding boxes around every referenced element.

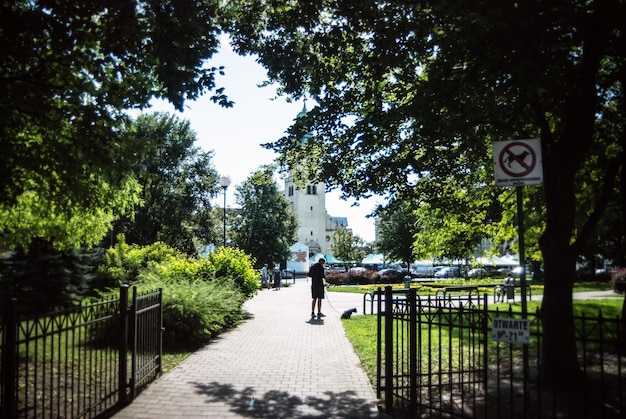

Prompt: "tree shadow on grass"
[191,381,386,418]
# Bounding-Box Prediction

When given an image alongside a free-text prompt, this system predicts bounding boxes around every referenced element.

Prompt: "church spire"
[296,101,313,144]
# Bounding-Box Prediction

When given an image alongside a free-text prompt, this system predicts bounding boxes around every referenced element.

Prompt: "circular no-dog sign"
[498,141,536,177]
[492,139,543,187]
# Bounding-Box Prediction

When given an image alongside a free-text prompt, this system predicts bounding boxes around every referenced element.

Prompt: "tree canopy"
[231,166,298,267]
[331,226,366,266]
[225,0,626,384]
[376,203,419,267]
[1,0,230,250]
[113,113,221,255]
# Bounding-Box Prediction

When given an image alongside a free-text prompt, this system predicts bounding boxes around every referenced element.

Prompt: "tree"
[376,203,419,268]
[1,1,230,249]
[230,166,298,267]
[226,1,626,386]
[0,175,141,251]
[331,227,366,266]
[113,113,221,255]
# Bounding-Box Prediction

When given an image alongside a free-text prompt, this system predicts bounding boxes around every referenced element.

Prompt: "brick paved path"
[112,278,383,418]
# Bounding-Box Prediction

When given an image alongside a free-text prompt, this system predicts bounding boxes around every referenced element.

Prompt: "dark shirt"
[309,262,325,284]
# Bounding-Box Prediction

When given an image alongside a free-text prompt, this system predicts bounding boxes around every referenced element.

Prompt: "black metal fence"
[376,286,625,418]
[1,285,163,418]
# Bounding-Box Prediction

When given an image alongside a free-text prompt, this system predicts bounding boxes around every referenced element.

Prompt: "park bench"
[493,282,532,303]
[363,289,409,315]
[435,285,480,308]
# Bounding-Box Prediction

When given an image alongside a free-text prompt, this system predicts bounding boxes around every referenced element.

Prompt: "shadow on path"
[191,381,384,418]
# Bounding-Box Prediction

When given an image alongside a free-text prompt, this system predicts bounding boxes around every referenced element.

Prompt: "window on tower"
[306,185,317,195]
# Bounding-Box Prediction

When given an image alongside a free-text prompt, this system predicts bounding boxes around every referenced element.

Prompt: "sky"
[143,37,381,242]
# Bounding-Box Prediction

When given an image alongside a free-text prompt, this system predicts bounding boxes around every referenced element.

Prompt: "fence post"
[130,286,138,399]
[118,284,130,404]
[409,288,417,413]
[376,288,383,399]
[1,299,17,418]
[157,288,163,375]
[384,286,394,412]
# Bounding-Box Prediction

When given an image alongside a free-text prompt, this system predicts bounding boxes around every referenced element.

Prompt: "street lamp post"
[218,176,231,246]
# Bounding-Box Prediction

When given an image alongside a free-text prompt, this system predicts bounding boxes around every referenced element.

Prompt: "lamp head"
[219,176,231,188]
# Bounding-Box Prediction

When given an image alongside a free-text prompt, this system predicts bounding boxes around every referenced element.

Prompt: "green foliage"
[331,227,366,264]
[138,272,246,351]
[376,203,419,266]
[100,237,258,297]
[97,239,258,350]
[99,235,184,288]
[113,113,221,255]
[0,176,141,251]
[204,247,259,297]
[0,242,106,315]
[1,1,231,251]
[230,165,298,266]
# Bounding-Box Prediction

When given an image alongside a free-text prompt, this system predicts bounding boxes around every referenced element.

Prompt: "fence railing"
[376,286,626,418]
[1,285,163,418]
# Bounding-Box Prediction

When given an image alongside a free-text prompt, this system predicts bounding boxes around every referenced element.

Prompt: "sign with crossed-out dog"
[493,139,543,187]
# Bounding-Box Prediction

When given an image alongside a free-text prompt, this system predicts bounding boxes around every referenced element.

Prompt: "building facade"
[283,104,350,257]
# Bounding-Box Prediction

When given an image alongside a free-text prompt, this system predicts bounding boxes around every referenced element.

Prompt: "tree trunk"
[538,124,585,387]
[621,294,626,356]
[538,238,582,386]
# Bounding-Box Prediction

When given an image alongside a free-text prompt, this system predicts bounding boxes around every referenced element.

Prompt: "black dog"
[341,308,357,319]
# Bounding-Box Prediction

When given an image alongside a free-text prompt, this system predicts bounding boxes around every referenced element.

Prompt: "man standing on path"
[309,258,326,318]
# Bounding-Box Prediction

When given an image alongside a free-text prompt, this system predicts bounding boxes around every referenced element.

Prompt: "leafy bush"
[96,240,259,350]
[325,269,402,286]
[0,243,106,315]
[98,235,183,288]
[139,270,246,351]
[203,247,258,297]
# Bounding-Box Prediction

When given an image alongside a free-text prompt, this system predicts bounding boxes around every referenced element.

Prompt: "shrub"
[140,270,246,351]
[325,269,404,286]
[99,235,183,287]
[97,240,258,350]
[0,243,107,315]
[203,247,258,297]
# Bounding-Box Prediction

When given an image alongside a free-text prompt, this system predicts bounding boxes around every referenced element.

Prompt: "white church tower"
[284,175,327,255]
[283,103,347,256]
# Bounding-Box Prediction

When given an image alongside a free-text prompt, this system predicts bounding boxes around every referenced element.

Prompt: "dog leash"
[323,286,345,316]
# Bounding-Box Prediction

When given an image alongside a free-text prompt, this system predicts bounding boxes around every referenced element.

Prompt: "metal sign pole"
[516,186,528,318]
[516,185,530,416]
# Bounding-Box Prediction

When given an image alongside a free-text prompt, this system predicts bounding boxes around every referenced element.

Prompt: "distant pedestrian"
[497,273,515,302]
[309,258,326,318]
[261,264,270,290]
[273,267,282,290]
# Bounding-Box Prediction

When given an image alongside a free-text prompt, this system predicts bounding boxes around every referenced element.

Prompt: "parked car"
[349,266,367,274]
[377,268,401,276]
[434,267,460,278]
[467,268,487,278]
[433,266,447,276]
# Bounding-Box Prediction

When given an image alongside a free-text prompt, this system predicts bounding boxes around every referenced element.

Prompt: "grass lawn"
[341,293,624,388]
[329,279,616,296]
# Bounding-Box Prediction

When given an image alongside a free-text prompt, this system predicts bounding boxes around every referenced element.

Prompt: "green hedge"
[98,237,258,351]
